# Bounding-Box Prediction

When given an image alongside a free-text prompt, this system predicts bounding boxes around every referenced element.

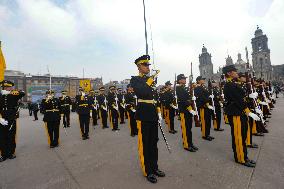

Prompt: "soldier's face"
[239,77,246,82]
[138,63,150,74]
[179,79,186,85]
[212,83,218,87]
[228,71,238,79]
[3,87,13,91]
[199,79,205,85]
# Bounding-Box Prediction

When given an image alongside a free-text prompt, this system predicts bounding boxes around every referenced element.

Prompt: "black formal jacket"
[59,96,72,113]
[42,98,61,122]
[0,90,25,121]
[130,75,158,122]
[176,85,192,113]
[75,94,92,115]
[194,85,210,109]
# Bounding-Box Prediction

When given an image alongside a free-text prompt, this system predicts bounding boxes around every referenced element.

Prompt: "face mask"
[1,90,10,95]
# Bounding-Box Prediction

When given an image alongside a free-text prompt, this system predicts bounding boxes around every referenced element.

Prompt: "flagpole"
[142,0,149,55]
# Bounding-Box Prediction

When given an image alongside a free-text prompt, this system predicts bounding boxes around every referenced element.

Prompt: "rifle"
[172,73,178,110]
[208,79,216,120]
[189,62,200,127]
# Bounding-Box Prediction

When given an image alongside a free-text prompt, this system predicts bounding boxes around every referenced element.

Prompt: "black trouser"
[92,110,98,126]
[110,108,119,130]
[78,114,90,138]
[213,106,221,130]
[228,115,248,163]
[45,120,60,147]
[29,109,33,116]
[127,110,137,135]
[179,112,193,149]
[199,108,212,137]
[0,120,17,158]
[62,111,70,127]
[136,120,158,176]
[247,117,253,145]
[33,110,39,120]
[100,109,108,128]
[119,107,125,123]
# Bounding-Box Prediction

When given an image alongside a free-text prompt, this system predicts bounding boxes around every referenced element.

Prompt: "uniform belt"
[62,104,70,106]
[79,104,88,107]
[46,109,59,112]
[138,99,155,104]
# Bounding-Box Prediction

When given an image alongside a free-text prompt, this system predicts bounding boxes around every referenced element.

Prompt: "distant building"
[4,70,103,102]
[199,45,213,80]
[251,26,272,80]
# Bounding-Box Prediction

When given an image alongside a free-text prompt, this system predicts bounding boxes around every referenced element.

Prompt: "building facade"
[199,45,214,79]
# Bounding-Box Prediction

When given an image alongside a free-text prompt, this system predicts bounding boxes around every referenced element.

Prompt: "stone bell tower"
[199,45,213,79]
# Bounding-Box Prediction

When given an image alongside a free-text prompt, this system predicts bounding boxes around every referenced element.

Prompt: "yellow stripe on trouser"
[180,113,189,149]
[127,112,131,133]
[14,120,18,154]
[252,120,257,134]
[136,120,147,176]
[100,110,103,128]
[246,119,251,145]
[200,108,206,137]
[44,122,51,145]
[224,114,229,124]
[213,119,217,129]
[110,111,113,129]
[233,116,245,163]
[165,109,170,131]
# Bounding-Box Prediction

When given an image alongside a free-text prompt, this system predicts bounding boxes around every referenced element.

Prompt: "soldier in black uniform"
[98,87,108,129]
[75,88,92,140]
[223,65,259,167]
[194,76,214,141]
[108,86,120,131]
[89,89,99,126]
[163,81,177,134]
[176,74,199,152]
[59,90,72,128]
[0,80,25,162]
[31,101,40,121]
[130,55,165,184]
[125,84,137,136]
[211,80,224,131]
[117,88,126,124]
[42,90,62,148]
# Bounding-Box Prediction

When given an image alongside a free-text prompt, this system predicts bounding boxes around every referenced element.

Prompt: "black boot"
[146,174,157,183]
[154,169,165,177]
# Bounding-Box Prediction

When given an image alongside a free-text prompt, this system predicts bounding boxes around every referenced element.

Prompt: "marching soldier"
[176,74,199,152]
[75,87,92,140]
[0,80,25,162]
[211,80,224,131]
[98,87,108,129]
[31,101,40,121]
[59,90,72,128]
[125,84,138,136]
[130,55,165,184]
[89,89,99,126]
[163,81,177,134]
[42,90,62,148]
[108,86,120,131]
[194,76,214,141]
[223,65,259,167]
[117,88,126,124]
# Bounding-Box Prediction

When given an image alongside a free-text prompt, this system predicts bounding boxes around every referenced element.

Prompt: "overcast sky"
[0,0,283,84]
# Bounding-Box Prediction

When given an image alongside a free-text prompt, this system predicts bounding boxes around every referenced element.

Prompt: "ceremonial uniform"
[42,91,62,148]
[130,55,165,183]
[117,89,126,124]
[31,102,39,121]
[89,90,99,126]
[163,82,177,133]
[125,86,138,136]
[59,91,72,127]
[176,74,198,152]
[194,78,213,140]
[75,90,92,140]
[0,80,25,162]
[97,89,109,129]
[223,65,256,167]
[212,85,223,131]
[107,86,120,131]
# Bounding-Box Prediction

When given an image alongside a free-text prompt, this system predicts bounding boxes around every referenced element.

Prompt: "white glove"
[192,96,196,101]
[131,109,136,113]
[248,112,260,121]
[253,92,258,98]
[249,93,257,99]
[1,90,10,95]
[90,112,92,118]
[189,110,196,116]
[259,101,268,106]
[0,118,8,126]
[262,92,266,96]
[209,94,214,99]
[255,108,262,115]
[267,100,271,103]
[268,91,272,94]
[208,105,214,110]
[219,103,223,108]
[158,112,162,122]
[221,94,224,99]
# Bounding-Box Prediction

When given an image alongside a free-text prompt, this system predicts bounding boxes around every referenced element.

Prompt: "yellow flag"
[80,79,91,92]
[0,42,6,81]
